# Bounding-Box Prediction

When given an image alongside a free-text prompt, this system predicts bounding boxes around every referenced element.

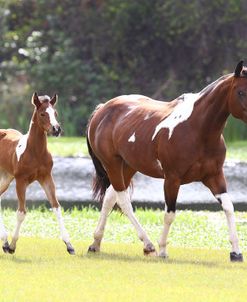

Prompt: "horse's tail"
[86,107,110,203]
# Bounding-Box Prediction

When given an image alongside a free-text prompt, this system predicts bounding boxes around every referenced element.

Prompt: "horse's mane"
[199,74,232,96]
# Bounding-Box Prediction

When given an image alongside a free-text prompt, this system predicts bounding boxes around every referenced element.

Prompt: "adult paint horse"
[87,61,247,262]
[0,93,75,254]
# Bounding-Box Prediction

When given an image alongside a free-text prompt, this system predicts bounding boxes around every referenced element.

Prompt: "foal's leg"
[116,190,156,255]
[88,185,117,252]
[40,175,75,254]
[9,178,27,253]
[158,178,179,258]
[0,197,9,252]
[203,172,243,262]
[0,172,13,252]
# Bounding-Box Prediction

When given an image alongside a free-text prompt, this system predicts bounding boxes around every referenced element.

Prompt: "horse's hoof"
[2,242,10,253]
[143,243,157,256]
[65,242,75,255]
[88,245,99,253]
[67,247,75,255]
[230,252,243,262]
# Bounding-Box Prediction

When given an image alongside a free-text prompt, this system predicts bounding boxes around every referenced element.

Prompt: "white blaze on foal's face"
[46,106,58,127]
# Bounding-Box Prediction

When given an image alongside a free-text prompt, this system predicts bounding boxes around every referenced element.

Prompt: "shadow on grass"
[0,255,32,263]
[83,251,246,269]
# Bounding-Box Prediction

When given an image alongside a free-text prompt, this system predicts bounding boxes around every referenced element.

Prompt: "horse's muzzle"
[52,125,62,137]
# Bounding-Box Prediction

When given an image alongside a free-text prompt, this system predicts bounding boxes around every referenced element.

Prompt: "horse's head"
[31,92,62,136]
[228,60,247,123]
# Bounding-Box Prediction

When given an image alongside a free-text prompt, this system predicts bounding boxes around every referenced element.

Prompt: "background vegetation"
[1,0,247,139]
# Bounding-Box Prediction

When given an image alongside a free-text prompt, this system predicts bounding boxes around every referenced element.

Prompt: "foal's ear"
[31,92,41,108]
[50,94,58,106]
[234,60,244,77]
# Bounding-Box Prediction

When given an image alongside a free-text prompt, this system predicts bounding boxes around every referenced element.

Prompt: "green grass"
[47,136,87,157]
[226,140,247,161]
[48,137,247,161]
[0,208,247,302]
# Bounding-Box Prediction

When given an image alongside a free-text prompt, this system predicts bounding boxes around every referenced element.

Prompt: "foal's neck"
[27,111,48,155]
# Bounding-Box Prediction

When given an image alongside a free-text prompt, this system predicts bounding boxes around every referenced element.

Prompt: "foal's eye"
[238,90,246,97]
[40,113,46,117]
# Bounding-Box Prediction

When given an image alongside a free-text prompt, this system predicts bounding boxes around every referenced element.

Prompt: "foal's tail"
[86,108,110,203]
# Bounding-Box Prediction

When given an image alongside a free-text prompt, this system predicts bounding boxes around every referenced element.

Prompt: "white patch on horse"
[152,93,200,140]
[15,120,34,162]
[16,133,29,162]
[125,105,138,117]
[128,132,136,143]
[144,113,152,120]
[46,106,58,127]
[156,159,163,170]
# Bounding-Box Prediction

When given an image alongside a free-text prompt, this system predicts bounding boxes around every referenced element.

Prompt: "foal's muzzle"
[52,125,62,137]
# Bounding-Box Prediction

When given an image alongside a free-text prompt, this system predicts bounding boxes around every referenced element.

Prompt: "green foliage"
[1,0,247,139]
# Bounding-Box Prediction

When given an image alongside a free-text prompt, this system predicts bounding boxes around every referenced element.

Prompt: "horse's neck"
[26,113,48,155]
[195,79,231,140]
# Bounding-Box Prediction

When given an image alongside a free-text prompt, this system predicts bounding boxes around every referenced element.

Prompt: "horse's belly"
[123,155,164,179]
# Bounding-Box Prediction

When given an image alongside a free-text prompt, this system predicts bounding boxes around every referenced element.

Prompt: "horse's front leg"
[203,172,243,262]
[158,178,179,258]
[116,190,156,256]
[40,175,75,255]
[8,178,27,253]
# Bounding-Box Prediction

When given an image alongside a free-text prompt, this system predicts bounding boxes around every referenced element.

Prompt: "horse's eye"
[40,113,46,117]
[238,90,246,97]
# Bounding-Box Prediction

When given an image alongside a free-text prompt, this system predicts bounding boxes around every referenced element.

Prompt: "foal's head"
[228,61,247,123]
[31,92,61,136]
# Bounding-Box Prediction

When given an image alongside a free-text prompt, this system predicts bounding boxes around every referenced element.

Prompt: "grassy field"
[48,136,247,161]
[0,208,247,302]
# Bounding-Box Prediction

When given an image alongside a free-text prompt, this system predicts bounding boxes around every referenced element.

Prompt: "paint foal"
[0,93,75,254]
[87,61,247,262]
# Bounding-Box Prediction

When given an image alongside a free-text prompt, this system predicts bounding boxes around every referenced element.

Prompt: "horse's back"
[88,95,175,177]
[0,129,22,142]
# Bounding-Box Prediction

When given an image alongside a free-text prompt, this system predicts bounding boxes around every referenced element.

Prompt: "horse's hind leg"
[88,185,117,252]
[8,178,27,254]
[116,190,156,255]
[108,162,156,256]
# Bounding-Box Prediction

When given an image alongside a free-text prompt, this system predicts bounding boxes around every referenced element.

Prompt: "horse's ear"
[50,94,58,106]
[234,60,244,77]
[31,92,41,108]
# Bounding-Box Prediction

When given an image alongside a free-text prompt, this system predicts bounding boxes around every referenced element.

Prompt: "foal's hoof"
[8,247,15,254]
[88,245,99,253]
[230,252,243,262]
[159,251,168,259]
[2,242,10,253]
[65,242,75,255]
[143,243,157,256]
